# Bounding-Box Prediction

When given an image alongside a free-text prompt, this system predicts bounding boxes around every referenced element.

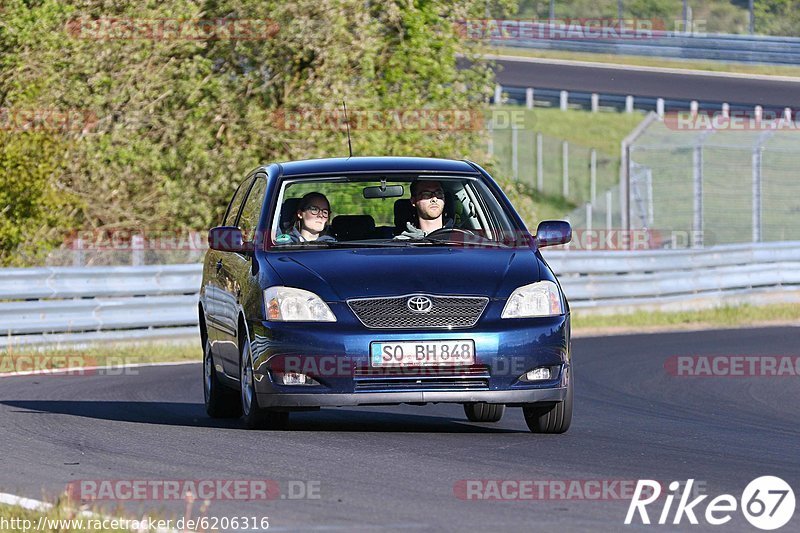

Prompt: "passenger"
[396,180,454,239]
[287,192,336,243]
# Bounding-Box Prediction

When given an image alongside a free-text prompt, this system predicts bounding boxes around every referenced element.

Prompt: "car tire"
[522,373,573,434]
[240,336,290,430]
[203,339,242,418]
[463,402,505,423]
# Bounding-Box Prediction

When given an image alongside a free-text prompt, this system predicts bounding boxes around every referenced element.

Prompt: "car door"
[217,174,267,377]
[205,176,254,369]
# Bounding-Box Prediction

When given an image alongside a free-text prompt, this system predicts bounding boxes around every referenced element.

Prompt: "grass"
[572,303,800,334]
[489,45,800,78]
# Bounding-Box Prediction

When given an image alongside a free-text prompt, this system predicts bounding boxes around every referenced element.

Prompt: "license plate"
[370,340,475,367]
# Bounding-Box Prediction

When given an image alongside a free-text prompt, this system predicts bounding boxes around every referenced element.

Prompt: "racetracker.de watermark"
[0,354,141,377]
[65,17,279,41]
[0,107,98,133]
[456,18,667,41]
[271,108,488,132]
[453,479,706,501]
[664,355,800,377]
[664,110,800,131]
[67,229,207,252]
[66,479,321,501]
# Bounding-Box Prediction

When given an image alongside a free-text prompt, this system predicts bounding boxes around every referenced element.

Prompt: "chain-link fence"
[566,118,800,249]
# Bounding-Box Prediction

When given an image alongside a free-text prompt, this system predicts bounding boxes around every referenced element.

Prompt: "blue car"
[200,157,573,433]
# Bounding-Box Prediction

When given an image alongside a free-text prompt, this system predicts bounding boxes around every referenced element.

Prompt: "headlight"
[501,280,563,318]
[264,287,336,322]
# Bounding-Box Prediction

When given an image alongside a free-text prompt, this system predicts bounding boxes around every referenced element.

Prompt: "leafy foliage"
[0,0,507,265]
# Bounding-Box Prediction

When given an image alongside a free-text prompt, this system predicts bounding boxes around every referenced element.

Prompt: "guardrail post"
[526,88,534,109]
[691,100,699,117]
[591,93,599,113]
[625,95,634,113]
[656,98,664,119]
[784,108,792,121]
[511,127,519,180]
[132,234,144,266]
[494,84,502,105]
[722,103,730,117]
[560,90,568,111]
[536,133,543,192]
[562,141,569,197]
[585,203,592,250]
[754,105,763,122]
[606,190,613,229]
[73,238,84,267]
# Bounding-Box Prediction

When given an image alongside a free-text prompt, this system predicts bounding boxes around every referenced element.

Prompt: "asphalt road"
[492,56,800,108]
[1,327,799,532]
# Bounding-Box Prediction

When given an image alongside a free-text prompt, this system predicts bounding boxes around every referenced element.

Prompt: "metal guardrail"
[1,241,798,347]
[491,28,800,65]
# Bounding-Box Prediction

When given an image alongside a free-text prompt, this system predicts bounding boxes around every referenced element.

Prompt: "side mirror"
[535,220,572,248]
[208,226,255,253]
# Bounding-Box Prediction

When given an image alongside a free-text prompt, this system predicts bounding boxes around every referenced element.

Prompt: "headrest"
[279,197,301,232]
[393,199,416,232]
[331,215,375,241]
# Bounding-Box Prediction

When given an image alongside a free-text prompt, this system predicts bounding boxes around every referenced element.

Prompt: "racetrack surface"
[492,57,800,109]
[1,327,798,532]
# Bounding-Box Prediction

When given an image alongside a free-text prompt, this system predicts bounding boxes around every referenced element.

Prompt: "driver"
[395,180,454,239]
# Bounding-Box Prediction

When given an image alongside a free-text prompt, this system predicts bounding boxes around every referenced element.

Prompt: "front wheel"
[463,402,505,423]
[240,337,289,430]
[522,375,573,434]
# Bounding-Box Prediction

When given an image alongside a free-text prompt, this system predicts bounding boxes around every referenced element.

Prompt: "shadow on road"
[0,400,526,433]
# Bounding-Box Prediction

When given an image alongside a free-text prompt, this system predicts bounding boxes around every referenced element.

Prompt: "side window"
[238,176,267,242]
[223,177,254,226]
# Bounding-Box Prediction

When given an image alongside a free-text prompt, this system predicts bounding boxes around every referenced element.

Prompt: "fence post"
[487,119,494,157]
[656,98,664,119]
[692,144,704,248]
[585,203,592,250]
[591,93,599,112]
[536,133,543,192]
[646,168,654,225]
[590,149,597,203]
[625,95,634,113]
[752,145,762,243]
[494,84,502,105]
[560,90,568,111]
[605,190,613,230]
[526,87,534,109]
[562,141,569,197]
[511,127,519,180]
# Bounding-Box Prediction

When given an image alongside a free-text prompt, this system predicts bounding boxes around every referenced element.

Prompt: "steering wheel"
[426,227,475,239]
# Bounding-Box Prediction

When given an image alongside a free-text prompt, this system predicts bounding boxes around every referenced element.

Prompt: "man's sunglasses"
[417,189,445,200]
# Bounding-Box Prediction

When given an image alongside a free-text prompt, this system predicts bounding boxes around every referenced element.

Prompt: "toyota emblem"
[407,295,433,314]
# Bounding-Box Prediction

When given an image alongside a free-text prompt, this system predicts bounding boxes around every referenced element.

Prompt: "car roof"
[271,157,480,177]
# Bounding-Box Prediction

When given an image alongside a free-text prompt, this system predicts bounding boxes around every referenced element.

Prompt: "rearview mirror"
[535,220,572,248]
[208,226,255,253]
[363,185,404,199]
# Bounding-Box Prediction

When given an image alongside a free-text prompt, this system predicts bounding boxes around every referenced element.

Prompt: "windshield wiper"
[409,236,510,248]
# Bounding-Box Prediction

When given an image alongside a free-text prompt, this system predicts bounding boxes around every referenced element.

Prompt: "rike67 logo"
[625,477,795,530]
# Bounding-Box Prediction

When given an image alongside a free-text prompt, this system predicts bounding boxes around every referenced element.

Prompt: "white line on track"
[0,360,198,379]
[485,53,800,83]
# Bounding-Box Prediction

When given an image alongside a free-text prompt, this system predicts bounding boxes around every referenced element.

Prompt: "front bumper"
[257,386,567,407]
[248,311,571,408]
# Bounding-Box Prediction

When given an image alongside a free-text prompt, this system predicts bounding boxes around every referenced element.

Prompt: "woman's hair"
[295,192,330,231]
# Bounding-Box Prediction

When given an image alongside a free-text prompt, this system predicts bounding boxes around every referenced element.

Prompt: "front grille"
[347,294,488,329]
[353,364,490,392]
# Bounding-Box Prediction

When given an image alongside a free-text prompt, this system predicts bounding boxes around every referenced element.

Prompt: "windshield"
[270,174,525,248]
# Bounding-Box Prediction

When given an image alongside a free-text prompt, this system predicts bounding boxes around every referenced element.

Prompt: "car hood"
[265,246,541,301]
